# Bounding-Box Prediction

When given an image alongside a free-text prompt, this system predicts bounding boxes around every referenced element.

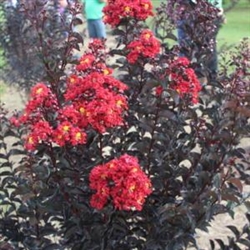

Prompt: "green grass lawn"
[218,2,250,45]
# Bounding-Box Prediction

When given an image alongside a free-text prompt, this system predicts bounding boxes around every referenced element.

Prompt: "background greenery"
[219,0,250,45]
[151,0,250,46]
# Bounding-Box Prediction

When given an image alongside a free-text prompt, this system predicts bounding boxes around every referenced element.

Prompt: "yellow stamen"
[143,33,151,40]
[28,137,33,144]
[103,69,110,75]
[129,185,136,192]
[81,58,89,64]
[116,100,123,107]
[75,132,82,140]
[131,167,138,173]
[124,6,131,12]
[136,46,142,51]
[63,125,70,132]
[36,88,43,95]
[101,174,106,179]
[108,163,114,168]
[70,78,76,84]
[143,3,149,10]
[79,107,86,114]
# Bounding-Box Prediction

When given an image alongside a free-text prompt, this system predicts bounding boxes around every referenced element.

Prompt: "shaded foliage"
[0,0,83,90]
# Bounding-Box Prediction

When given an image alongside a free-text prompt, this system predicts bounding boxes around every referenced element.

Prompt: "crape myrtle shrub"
[0,0,83,90]
[166,0,224,81]
[0,1,250,250]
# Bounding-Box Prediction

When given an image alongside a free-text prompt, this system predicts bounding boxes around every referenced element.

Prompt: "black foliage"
[0,0,83,90]
[0,0,250,249]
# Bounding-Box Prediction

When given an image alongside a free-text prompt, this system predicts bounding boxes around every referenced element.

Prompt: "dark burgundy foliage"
[0,0,83,90]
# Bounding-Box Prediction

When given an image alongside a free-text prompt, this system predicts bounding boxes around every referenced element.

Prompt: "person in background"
[173,0,224,81]
[82,0,107,39]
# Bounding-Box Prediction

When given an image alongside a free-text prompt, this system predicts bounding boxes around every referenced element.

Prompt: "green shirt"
[83,0,105,20]
[207,0,223,9]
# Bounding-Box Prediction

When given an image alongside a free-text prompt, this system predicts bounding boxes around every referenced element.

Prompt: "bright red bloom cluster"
[155,57,201,104]
[127,30,161,64]
[89,154,152,211]
[63,40,128,133]
[103,0,154,27]
[12,82,87,150]
[170,57,201,104]
[64,72,128,133]
[12,40,128,150]
[76,40,113,75]
[25,120,53,151]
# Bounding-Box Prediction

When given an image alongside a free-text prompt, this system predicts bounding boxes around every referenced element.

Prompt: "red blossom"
[70,127,87,146]
[30,83,50,99]
[58,105,80,124]
[52,121,87,147]
[25,135,39,151]
[64,71,128,133]
[89,154,152,211]
[76,54,96,72]
[103,0,154,27]
[24,121,53,150]
[88,39,106,51]
[155,86,163,96]
[9,116,20,127]
[67,74,80,85]
[170,57,201,104]
[154,57,201,103]
[24,83,59,116]
[172,57,190,67]
[127,30,160,64]
[52,121,72,146]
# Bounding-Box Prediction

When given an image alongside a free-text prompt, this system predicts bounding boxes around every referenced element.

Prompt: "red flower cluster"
[127,30,161,64]
[170,57,201,104]
[89,154,152,211]
[64,70,128,133]
[12,83,87,150]
[12,40,128,150]
[25,120,53,151]
[76,40,113,76]
[103,0,154,27]
[155,57,201,104]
